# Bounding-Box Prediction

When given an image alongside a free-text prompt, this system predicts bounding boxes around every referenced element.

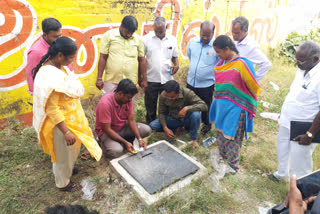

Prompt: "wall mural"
[0,0,281,124]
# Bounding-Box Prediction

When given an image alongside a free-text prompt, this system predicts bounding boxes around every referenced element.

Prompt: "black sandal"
[72,167,78,175]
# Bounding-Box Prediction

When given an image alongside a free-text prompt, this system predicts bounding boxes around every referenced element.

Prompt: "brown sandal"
[59,181,82,192]
[80,151,92,160]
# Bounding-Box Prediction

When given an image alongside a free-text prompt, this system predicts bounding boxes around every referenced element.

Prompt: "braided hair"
[213,35,239,54]
[32,36,77,80]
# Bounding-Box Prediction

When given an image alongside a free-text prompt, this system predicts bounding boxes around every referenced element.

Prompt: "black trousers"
[145,82,164,124]
[187,83,214,126]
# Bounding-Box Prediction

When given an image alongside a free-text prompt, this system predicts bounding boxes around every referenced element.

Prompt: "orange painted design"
[240,0,246,10]
[0,1,33,56]
[266,15,278,42]
[64,29,97,74]
[179,15,221,58]
[142,0,181,37]
[63,26,118,74]
[204,0,212,11]
[180,21,202,58]
[225,19,233,37]
[0,0,34,88]
[250,15,278,43]
[211,14,220,38]
[142,24,154,36]
[155,0,180,37]
[0,70,26,88]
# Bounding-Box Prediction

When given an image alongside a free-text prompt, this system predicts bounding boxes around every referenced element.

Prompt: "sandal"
[72,167,78,176]
[80,151,92,160]
[59,181,82,192]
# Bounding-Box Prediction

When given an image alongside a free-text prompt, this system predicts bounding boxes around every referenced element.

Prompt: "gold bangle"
[64,130,70,136]
[138,138,143,141]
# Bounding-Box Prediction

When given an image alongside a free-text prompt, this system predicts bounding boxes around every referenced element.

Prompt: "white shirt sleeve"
[142,35,148,57]
[172,37,179,57]
[237,37,272,82]
[249,46,272,82]
[316,77,320,107]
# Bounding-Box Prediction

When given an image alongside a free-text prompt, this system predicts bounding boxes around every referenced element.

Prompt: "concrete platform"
[110,140,207,206]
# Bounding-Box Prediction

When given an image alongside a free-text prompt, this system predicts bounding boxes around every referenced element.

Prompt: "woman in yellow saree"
[32,37,102,192]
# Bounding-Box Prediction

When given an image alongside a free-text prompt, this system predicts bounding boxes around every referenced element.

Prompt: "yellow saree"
[33,65,102,162]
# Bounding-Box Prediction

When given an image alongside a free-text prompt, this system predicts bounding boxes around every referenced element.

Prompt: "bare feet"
[192,140,200,148]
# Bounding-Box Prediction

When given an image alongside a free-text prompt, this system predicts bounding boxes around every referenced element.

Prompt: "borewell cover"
[118,142,199,194]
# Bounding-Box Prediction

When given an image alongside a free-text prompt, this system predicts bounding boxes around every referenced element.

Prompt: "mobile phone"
[296,169,320,199]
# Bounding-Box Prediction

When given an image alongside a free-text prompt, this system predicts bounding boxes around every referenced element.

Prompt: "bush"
[279,28,320,63]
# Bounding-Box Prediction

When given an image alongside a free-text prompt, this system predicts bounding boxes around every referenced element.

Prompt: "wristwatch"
[306,131,314,139]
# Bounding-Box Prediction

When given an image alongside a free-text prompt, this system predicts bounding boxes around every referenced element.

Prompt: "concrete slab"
[173,138,188,149]
[118,142,200,194]
[110,140,207,206]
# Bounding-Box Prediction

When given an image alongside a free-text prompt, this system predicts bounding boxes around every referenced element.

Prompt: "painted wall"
[0,0,319,125]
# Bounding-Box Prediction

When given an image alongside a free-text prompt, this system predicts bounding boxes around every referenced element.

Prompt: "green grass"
[1,54,320,213]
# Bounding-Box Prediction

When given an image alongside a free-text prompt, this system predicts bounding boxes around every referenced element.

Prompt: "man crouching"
[149,80,208,148]
[95,79,152,158]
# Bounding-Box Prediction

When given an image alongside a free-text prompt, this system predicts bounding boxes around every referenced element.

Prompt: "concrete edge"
[110,140,208,206]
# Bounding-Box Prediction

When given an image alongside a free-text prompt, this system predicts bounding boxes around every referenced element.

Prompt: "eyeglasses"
[296,58,311,64]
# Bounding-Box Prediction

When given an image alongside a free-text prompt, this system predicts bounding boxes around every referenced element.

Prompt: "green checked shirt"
[158,87,208,128]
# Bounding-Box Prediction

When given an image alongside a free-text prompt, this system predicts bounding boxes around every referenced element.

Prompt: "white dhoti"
[274,125,317,179]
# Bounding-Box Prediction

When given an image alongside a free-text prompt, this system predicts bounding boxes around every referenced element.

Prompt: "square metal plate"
[118,142,200,194]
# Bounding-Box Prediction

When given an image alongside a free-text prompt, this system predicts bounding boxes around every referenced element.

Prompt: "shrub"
[279,28,320,63]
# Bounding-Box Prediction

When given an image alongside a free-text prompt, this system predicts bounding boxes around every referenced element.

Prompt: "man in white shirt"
[269,41,320,181]
[143,17,179,124]
[232,16,272,82]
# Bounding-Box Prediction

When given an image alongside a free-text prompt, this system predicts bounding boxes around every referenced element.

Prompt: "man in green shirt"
[149,80,207,147]
[96,15,147,93]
